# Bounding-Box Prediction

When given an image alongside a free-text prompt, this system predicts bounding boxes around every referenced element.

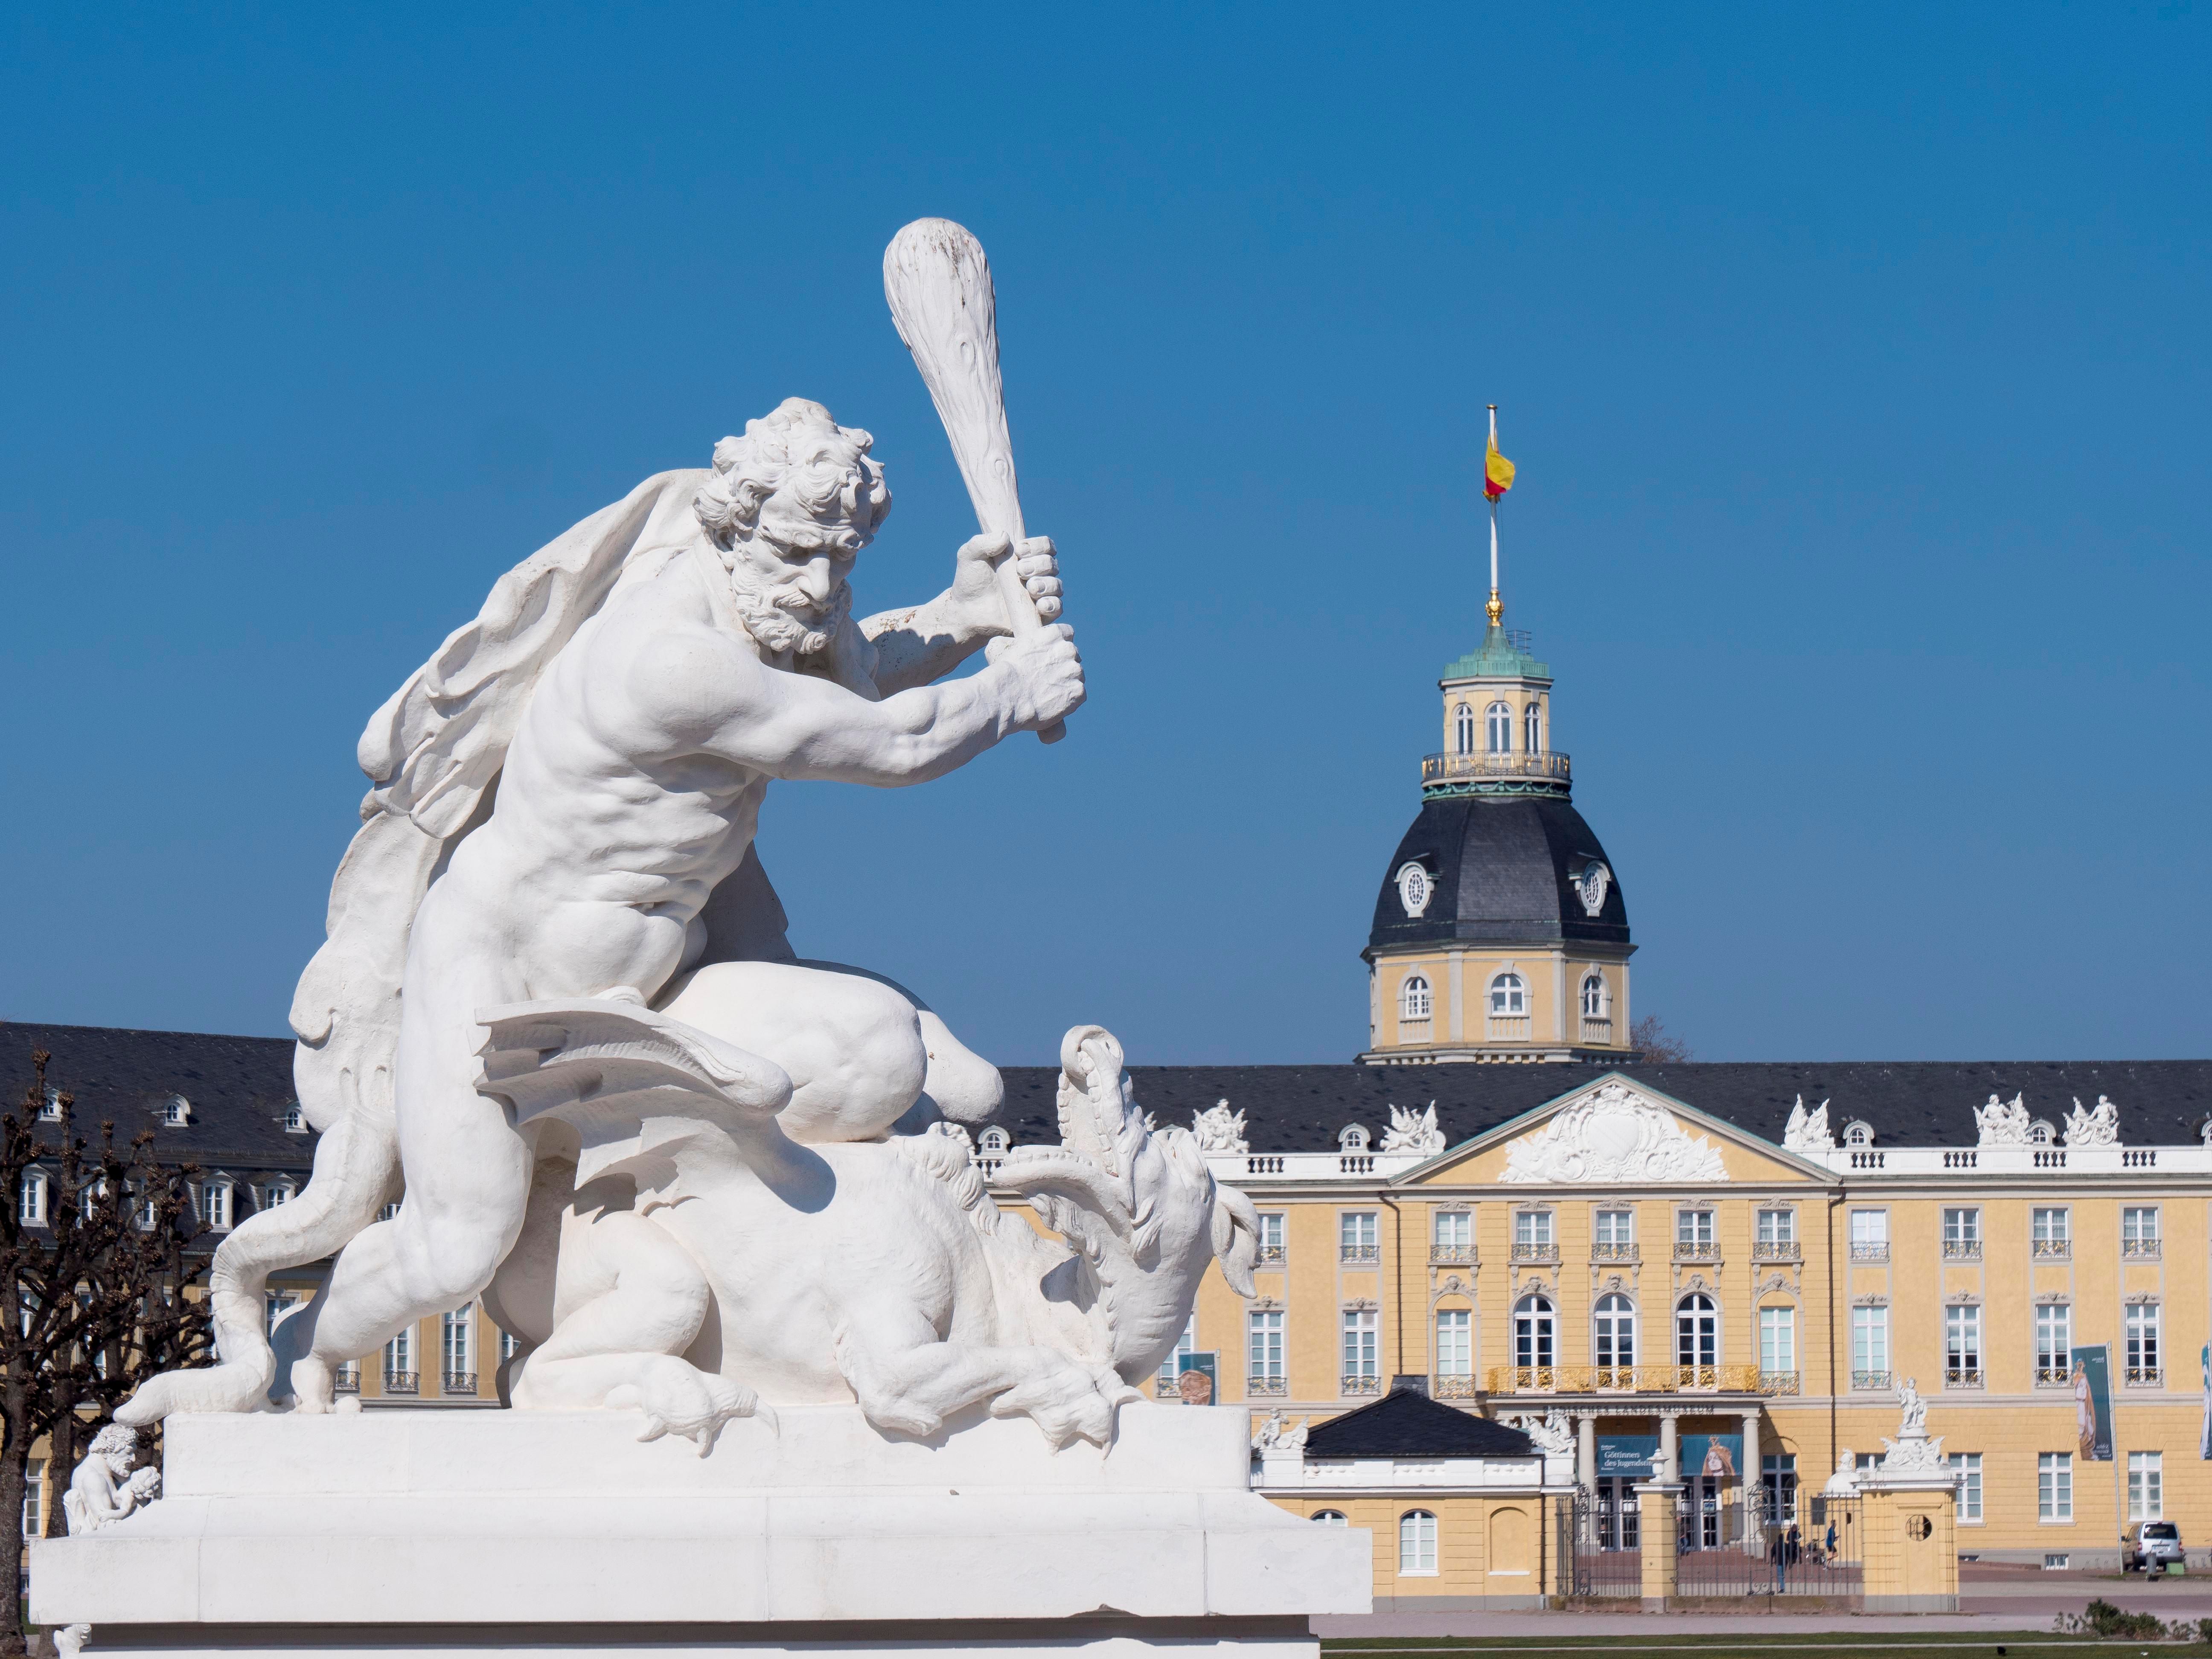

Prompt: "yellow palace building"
[980,591,2212,1599]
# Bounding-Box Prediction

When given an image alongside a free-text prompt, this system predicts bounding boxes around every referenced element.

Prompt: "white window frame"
[1342,1308,1379,1380]
[2129,1451,2163,1521]
[1942,1207,1980,1249]
[1249,1309,1285,1382]
[1258,1212,1286,1257]
[2126,1303,2160,1377]
[1594,1208,1634,1246]
[1676,1208,1715,1249]
[1759,1305,1796,1375]
[442,1304,476,1379]
[18,1170,47,1227]
[1398,974,1432,1021]
[1340,1211,1378,1260]
[384,1325,413,1377]
[1513,1294,1555,1369]
[1851,1305,1889,1383]
[1676,1293,1719,1369]
[1433,1210,1471,1252]
[1580,972,1607,1019]
[283,1104,309,1134]
[2036,1304,2072,1374]
[1948,1452,1983,1523]
[1513,1210,1554,1249]
[1399,1509,1438,1575]
[1945,1304,1981,1377]
[2123,1206,2160,1248]
[2039,1452,2073,1522]
[1484,701,1513,754]
[1453,702,1476,756]
[1595,1294,1636,1370]
[1487,972,1527,1016]
[20,1457,44,1540]
[1434,1307,1472,1378]
[204,1179,235,1231]
[2032,1206,2070,1246]
[1756,1208,1796,1246]
[1312,1509,1348,1525]
[1523,702,1543,754]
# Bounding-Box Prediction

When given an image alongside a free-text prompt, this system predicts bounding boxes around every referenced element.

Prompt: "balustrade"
[1483,1362,1763,1394]
[383,1371,420,1395]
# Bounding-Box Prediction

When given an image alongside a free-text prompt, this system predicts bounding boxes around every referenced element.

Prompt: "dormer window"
[1843,1122,1873,1148]
[1339,1124,1371,1153]
[202,1179,235,1231]
[283,1105,308,1134]
[163,1096,192,1127]
[1486,701,1514,753]
[18,1170,47,1227]
[2029,1120,2055,1146]
[977,1127,1010,1155]
[260,1180,296,1208]
[1453,702,1475,756]
[1399,974,1432,1021]
[1524,703,1543,754]
[38,1089,64,1124]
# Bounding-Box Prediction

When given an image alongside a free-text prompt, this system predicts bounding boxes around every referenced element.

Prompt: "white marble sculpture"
[112,376,1277,1452]
[1782,1095,1833,1154]
[1973,1092,2034,1147]
[1192,1099,1249,1154]
[1380,1101,1445,1156]
[1823,1448,1860,1496]
[1877,1377,1945,1473]
[1501,1080,1728,1185]
[1520,1408,1575,1457]
[2065,1094,2119,1147]
[1251,1410,1307,1452]
[61,1426,160,1535]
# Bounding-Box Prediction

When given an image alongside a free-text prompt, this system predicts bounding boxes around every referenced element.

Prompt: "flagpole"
[1486,404,1503,629]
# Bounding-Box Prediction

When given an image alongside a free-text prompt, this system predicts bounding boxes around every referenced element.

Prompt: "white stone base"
[32,1403,1365,1658]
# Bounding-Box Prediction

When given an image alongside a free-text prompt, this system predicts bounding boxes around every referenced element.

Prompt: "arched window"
[1311,1510,1348,1525]
[1400,974,1432,1021]
[1524,702,1543,754]
[283,1104,308,1134]
[1513,1293,1555,1370]
[1580,973,1608,1019]
[1486,701,1514,753]
[978,1126,1010,1155]
[1399,1509,1438,1574]
[1488,972,1526,1016]
[2029,1120,2055,1146]
[1595,1293,1636,1371]
[1676,1293,1719,1371]
[1844,1121,1873,1147]
[1453,702,1476,756]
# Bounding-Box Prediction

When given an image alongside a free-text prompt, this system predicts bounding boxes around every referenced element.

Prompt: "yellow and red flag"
[1484,433,1516,501]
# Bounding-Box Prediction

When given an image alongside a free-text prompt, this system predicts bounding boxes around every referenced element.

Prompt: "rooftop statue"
[1380,1101,1445,1157]
[120,224,1257,1453]
[1972,1091,2034,1147]
[1192,1099,1249,1155]
[2064,1094,2120,1148]
[1782,1094,1833,1154]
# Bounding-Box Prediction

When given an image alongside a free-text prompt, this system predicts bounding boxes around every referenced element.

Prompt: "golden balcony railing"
[1432,1373,1479,1399]
[1421,750,1572,786]
[1750,1240,1801,1262]
[1590,1242,1638,1263]
[1484,1363,1764,1395]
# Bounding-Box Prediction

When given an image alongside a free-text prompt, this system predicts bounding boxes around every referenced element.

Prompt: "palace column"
[1740,1407,1764,1554]
[1577,1412,1597,1493]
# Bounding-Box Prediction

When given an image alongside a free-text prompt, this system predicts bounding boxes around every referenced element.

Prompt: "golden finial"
[1485,589,1504,627]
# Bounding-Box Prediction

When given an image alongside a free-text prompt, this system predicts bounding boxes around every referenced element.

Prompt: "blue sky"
[3,4,2206,1064]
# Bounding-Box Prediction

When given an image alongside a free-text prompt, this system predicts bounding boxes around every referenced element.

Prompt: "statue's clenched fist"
[985,623,1085,731]
[952,532,1062,629]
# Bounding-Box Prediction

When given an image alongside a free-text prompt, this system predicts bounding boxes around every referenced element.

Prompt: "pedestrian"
[1786,1521,1802,1566]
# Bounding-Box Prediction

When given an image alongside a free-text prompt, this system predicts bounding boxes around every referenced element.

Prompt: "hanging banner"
[2200,1344,2211,1460]
[2071,1345,2113,1462]
[1682,1432,1744,1483]
[1596,1435,1658,1479]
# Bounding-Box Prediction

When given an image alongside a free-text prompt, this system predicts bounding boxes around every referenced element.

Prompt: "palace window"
[2032,1208,2070,1254]
[1488,972,1526,1016]
[1485,701,1513,753]
[21,1458,43,1540]
[1755,1209,1796,1256]
[1257,1211,1286,1263]
[2039,1452,2073,1522]
[1513,1294,1556,1370]
[1595,1294,1636,1370]
[1594,1208,1634,1246]
[1524,703,1543,754]
[1843,1121,1872,1147]
[2126,1304,2161,1382]
[260,1180,295,1208]
[2035,1304,2072,1381]
[17,1170,46,1227]
[1311,1510,1348,1525]
[1249,1310,1285,1385]
[1942,1207,1980,1257]
[1398,974,1432,1021]
[1676,1294,1718,1371]
[1435,1308,1472,1377]
[2123,1207,2160,1257]
[1513,1210,1554,1252]
[161,1096,192,1126]
[2129,1452,2164,1521]
[1948,1453,1983,1523]
[1399,1509,1438,1575]
[443,1304,475,1385]
[1454,702,1476,756]
[1342,1309,1379,1381]
[498,1329,521,1364]
[38,1089,64,1124]
[1676,1209,1715,1250]
[1580,973,1608,1018]
[384,1326,414,1387]
[1340,1211,1379,1261]
[1945,1305,1981,1384]
[1759,1306,1796,1377]
[1432,1210,1471,1260]
[283,1104,308,1133]
[1850,1306,1889,1387]
[264,1290,301,1336]
[203,1179,235,1231]
[2029,1120,2055,1145]
[1762,1453,1799,1525]
[1848,1208,1888,1261]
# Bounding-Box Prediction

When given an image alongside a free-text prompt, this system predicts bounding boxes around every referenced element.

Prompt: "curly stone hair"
[693,397,892,555]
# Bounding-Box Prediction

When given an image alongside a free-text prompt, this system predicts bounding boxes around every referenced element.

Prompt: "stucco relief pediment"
[1499,1081,1730,1185]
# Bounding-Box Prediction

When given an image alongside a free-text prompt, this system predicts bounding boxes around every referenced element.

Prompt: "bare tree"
[1630,1015,1693,1064]
[0,1051,210,1654]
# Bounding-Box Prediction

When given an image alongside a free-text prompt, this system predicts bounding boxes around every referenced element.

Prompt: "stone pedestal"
[1632,1482,1681,1610]
[32,1403,1367,1659]
[1858,1470,1959,1614]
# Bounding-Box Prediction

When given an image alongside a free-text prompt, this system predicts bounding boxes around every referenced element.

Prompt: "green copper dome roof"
[1441,624,1549,681]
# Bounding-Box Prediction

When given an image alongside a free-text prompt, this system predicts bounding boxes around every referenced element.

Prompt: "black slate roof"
[989,1059,2212,1155]
[1367,795,1630,956]
[1303,1386,1539,1458]
[0,1022,314,1171]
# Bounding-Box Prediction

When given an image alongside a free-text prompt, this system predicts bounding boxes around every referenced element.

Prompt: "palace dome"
[1365,793,1630,959]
